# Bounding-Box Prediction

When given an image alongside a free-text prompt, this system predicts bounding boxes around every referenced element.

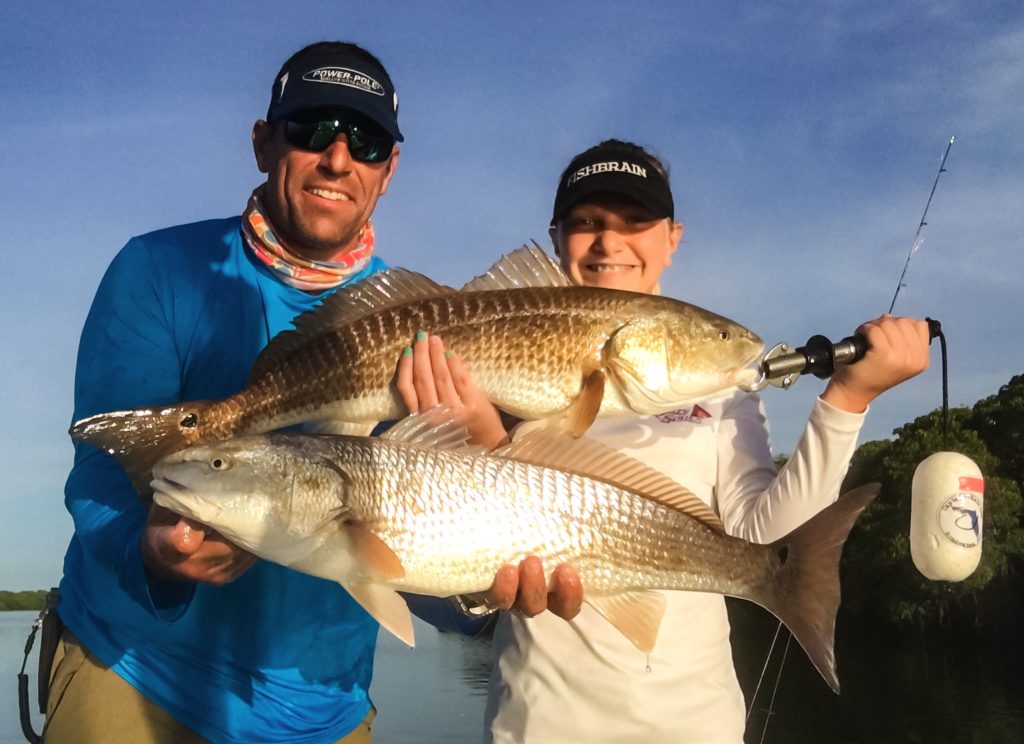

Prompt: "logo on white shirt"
[655,405,712,424]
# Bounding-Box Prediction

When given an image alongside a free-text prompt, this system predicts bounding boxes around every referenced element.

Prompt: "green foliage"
[968,373,1024,486]
[0,589,48,611]
[841,402,1024,631]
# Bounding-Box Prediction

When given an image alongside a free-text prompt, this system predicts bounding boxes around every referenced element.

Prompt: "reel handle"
[754,318,941,389]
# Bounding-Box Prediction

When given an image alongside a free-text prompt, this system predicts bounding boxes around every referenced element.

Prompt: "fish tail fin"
[759,483,879,694]
[69,402,216,495]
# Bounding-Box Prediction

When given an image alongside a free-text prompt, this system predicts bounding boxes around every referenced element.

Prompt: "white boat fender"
[910,451,984,581]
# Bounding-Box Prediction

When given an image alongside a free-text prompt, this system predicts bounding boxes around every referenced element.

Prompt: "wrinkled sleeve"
[715,393,866,543]
[64,238,195,618]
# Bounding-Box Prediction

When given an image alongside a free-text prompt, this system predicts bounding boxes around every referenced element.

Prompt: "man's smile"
[308,187,353,202]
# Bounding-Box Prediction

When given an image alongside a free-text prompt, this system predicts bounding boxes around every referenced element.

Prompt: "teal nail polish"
[444,350,453,359]
[402,347,413,357]
[415,331,427,342]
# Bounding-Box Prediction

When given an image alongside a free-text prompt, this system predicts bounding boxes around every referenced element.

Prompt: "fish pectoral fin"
[301,420,378,437]
[345,525,406,581]
[342,582,416,648]
[566,366,605,437]
[586,591,667,653]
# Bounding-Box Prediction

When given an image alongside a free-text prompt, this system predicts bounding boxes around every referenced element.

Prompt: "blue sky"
[2,1,1021,590]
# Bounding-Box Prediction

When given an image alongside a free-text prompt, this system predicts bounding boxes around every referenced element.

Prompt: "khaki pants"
[43,630,374,744]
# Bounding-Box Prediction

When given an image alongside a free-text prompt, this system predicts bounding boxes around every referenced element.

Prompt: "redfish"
[73,246,762,493]
[150,410,874,693]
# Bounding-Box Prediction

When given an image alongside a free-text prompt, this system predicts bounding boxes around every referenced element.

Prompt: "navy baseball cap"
[266,44,403,142]
[552,143,673,224]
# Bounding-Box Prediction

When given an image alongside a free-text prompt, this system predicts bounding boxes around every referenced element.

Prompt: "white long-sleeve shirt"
[484,391,866,744]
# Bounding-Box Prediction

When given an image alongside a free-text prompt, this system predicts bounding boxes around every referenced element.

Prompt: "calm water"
[3,608,1023,744]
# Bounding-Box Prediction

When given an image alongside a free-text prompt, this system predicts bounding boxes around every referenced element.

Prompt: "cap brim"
[552,176,672,224]
[271,98,404,142]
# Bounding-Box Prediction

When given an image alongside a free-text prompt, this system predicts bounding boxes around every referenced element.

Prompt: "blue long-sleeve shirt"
[59,217,389,744]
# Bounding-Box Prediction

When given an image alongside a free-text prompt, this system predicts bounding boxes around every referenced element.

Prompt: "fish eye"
[180,413,198,428]
[209,456,232,471]
[719,330,730,341]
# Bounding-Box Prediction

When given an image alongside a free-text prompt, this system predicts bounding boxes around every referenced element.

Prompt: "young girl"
[398,139,930,743]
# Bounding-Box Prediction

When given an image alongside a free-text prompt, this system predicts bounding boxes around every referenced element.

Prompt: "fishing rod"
[742,136,956,394]
[744,136,956,393]
[742,137,964,741]
[888,136,955,314]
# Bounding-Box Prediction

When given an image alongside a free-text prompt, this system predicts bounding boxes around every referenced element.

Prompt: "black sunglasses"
[282,113,395,163]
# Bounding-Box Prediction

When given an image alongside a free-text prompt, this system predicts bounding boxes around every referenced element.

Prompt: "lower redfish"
[150,411,875,693]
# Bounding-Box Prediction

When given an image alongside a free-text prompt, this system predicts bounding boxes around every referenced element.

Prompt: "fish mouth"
[729,367,760,386]
[150,477,215,521]
[150,477,187,508]
[735,341,767,381]
[151,476,188,497]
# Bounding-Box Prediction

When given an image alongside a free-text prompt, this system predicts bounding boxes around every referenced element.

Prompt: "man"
[47,41,578,744]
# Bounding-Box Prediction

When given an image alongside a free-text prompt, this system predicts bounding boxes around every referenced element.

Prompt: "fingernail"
[415,331,427,342]
[402,346,413,357]
[444,350,453,358]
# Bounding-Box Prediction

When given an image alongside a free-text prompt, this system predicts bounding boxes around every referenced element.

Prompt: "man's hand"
[141,504,257,585]
[823,315,931,413]
[483,556,583,620]
[394,332,508,449]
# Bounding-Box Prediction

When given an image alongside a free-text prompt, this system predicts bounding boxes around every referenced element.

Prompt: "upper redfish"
[72,245,762,493]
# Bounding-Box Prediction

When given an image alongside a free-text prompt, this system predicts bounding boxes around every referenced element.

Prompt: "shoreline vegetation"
[0,590,49,611]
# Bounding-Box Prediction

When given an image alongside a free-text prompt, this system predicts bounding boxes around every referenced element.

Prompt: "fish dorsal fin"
[380,406,489,456]
[586,591,667,653]
[460,242,571,292]
[495,425,725,533]
[249,268,454,382]
[341,581,416,647]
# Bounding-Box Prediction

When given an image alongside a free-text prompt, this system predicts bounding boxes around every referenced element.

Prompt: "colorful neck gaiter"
[242,185,375,291]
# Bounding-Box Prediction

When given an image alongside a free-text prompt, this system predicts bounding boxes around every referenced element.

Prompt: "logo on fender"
[938,492,983,548]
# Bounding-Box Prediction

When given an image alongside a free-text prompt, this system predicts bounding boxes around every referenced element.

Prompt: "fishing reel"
[740,318,942,393]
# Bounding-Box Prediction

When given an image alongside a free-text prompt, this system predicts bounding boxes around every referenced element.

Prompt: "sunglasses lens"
[283,115,393,163]
[345,121,392,163]
[283,120,338,152]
